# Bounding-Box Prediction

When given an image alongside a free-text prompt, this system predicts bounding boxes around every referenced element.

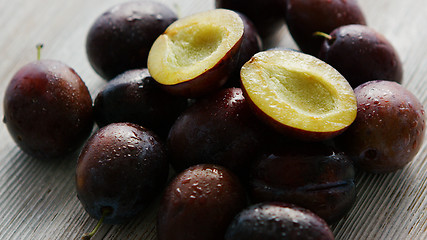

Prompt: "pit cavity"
[265,67,336,115]
[169,25,224,67]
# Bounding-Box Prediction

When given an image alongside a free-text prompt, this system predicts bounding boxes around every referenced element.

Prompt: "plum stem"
[313,31,332,40]
[81,208,111,240]
[36,43,44,60]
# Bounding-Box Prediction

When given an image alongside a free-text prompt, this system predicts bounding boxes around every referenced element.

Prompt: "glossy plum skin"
[157,164,247,240]
[286,0,366,56]
[249,141,356,223]
[237,13,262,67]
[318,24,403,88]
[76,122,169,224]
[86,1,177,80]
[225,13,262,88]
[225,202,334,240]
[215,0,286,38]
[93,68,188,139]
[3,60,93,160]
[167,88,271,177]
[337,81,425,173]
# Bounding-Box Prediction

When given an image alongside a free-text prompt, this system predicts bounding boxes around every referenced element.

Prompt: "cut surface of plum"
[240,50,357,140]
[148,9,244,97]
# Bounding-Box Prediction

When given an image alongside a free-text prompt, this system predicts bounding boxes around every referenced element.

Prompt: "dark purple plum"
[86,1,178,80]
[249,140,355,223]
[318,24,403,88]
[224,12,263,88]
[225,202,335,240]
[157,164,247,240]
[76,122,169,224]
[236,13,263,69]
[286,0,366,55]
[93,68,188,139]
[337,80,425,173]
[3,59,93,160]
[215,0,287,38]
[167,87,271,178]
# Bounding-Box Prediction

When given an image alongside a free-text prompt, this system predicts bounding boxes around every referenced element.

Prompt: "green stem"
[81,208,111,240]
[36,43,44,60]
[313,31,332,40]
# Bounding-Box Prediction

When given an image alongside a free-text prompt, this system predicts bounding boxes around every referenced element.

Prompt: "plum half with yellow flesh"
[148,9,244,98]
[240,50,357,141]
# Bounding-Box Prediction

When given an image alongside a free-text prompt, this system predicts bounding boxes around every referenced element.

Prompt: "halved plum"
[147,9,244,98]
[240,50,357,141]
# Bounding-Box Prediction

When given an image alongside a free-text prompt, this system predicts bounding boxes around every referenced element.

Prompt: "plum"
[86,0,178,80]
[237,13,262,67]
[215,0,287,38]
[240,50,357,141]
[167,87,271,178]
[76,122,169,224]
[148,9,244,97]
[93,68,188,139]
[224,12,263,88]
[3,59,93,159]
[157,164,247,240]
[318,24,403,88]
[249,141,356,223]
[337,80,425,173]
[225,202,335,240]
[286,0,366,55]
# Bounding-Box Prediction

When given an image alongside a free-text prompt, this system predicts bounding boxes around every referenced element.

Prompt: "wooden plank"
[0,0,426,239]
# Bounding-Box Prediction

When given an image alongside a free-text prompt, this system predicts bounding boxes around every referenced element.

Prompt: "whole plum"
[167,88,271,177]
[93,68,188,139]
[318,24,403,88]
[337,80,425,173]
[3,59,93,160]
[224,12,262,88]
[157,164,247,240]
[86,1,178,79]
[249,140,356,223]
[286,0,366,56]
[76,122,169,224]
[225,202,334,240]
[215,0,286,38]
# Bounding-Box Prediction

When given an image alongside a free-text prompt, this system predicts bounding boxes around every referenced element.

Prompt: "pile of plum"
[3,0,425,239]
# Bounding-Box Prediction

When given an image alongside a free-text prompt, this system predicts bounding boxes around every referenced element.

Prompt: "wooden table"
[1,0,426,239]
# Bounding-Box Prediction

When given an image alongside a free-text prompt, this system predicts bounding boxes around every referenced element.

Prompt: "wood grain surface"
[0,0,426,239]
